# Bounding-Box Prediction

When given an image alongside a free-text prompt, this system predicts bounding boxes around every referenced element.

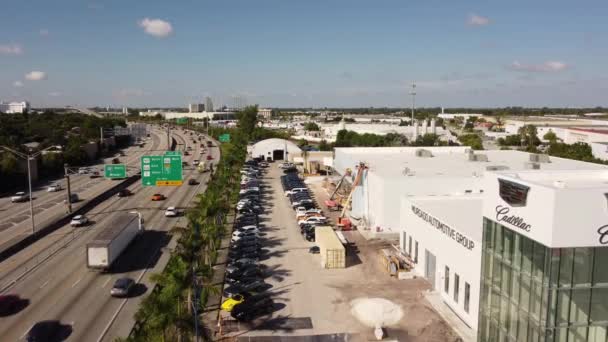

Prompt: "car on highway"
[188,178,199,185]
[110,277,135,297]
[89,171,101,178]
[206,155,213,160]
[70,215,89,227]
[26,320,66,342]
[183,151,190,156]
[63,193,79,204]
[192,159,200,166]
[112,158,120,164]
[151,194,165,201]
[0,294,21,316]
[47,184,62,192]
[78,167,90,174]
[165,207,179,217]
[117,189,132,197]
[10,192,28,203]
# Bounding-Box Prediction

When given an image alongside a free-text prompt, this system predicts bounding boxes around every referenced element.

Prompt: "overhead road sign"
[141,155,183,186]
[219,134,231,143]
[104,164,127,179]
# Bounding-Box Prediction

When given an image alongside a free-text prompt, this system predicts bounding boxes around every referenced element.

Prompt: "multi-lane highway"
[0,126,219,341]
[0,128,164,253]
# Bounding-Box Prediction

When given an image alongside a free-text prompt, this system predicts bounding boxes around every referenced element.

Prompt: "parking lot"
[218,162,461,341]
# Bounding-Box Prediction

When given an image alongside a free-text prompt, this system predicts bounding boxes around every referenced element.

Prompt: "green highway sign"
[176,118,188,125]
[164,150,181,156]
[141,155,183,186]
[104,164,127,179]
[219,134,231,143]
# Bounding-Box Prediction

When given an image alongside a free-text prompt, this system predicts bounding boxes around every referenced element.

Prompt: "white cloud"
[39,29,49,36]
[0,44,23,55]
[48,91,62,97]
[508,60,569,73]
[468,14,490,26]
[25,71,47,81]
[13,81,24,88]
[138,18,173,38]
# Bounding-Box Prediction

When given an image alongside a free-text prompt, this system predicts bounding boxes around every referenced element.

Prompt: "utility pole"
[410,82,417,123]
[26,157,35,234]
[64,164,73,214]
[167,125,171,150]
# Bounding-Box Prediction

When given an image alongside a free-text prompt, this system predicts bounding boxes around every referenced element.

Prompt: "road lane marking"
[102,276,112,288]
[71,277,82,288]
[39,279,50,289]
[21,323,34,339]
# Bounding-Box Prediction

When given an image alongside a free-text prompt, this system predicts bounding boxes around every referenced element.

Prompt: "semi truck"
[86,213,143,271]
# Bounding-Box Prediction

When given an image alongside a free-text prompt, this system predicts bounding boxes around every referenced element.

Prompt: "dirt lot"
[220,165,460,342]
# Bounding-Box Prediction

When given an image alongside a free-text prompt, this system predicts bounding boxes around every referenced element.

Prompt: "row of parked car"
[281,173,328,244]
[221,158,275,322]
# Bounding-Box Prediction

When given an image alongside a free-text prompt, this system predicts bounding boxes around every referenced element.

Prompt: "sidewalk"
[424,291,477,342]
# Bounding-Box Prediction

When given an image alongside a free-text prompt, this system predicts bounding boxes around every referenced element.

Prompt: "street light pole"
[64,164,73,214]
[27,157,35,234]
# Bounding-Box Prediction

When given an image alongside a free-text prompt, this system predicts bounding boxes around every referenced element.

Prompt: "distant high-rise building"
[205,97,214,112]
[258,108,273,120]
[122,107,128,114]
[189,103,204,113]
[0,101,29,114]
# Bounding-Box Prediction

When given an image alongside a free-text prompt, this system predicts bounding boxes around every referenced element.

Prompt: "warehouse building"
[249,138,302,162]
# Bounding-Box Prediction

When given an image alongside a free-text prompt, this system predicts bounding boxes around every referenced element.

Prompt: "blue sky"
[1,0,607,108]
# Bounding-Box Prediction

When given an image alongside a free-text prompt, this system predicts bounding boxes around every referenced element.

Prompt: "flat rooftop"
[407,195,483,242]
[334,147,607,180]
[493,169,608,190]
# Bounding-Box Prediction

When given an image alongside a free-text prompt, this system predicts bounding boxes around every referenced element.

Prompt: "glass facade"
[479,218,608,342]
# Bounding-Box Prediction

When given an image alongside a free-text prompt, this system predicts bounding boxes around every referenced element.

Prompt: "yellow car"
[221,294,246,312]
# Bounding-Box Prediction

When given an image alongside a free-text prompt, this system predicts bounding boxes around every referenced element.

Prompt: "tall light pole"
[410,82,417,123]
[1,145,58,234]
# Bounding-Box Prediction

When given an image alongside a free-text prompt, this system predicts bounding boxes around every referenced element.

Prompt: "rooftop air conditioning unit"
[529,154,551,163]
[524,162,541,170]
[486,165,510,171]
[415,149,433,158]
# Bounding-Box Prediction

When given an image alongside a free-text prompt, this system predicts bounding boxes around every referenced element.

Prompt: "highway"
[0,126,219,341]
[0,127,164,255]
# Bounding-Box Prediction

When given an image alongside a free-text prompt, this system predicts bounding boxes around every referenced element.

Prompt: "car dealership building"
[332,147,608,341]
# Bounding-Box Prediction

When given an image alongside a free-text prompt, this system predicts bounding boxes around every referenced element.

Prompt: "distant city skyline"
[1,0,607,108]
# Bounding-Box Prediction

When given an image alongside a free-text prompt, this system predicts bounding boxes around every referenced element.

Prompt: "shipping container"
[314,226,346,268]
[86,213,142,271]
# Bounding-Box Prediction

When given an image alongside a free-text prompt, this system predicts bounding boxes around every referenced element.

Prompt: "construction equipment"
[336,162,366,231]
[329,174,347,200]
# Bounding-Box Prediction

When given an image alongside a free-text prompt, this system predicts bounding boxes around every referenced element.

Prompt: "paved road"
[0,128,164,251]
[0,127,219,341]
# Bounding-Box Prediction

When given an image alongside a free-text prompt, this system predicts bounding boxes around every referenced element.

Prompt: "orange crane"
[336,162,366,231]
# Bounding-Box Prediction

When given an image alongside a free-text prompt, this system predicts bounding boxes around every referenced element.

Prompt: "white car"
[78,167,90,175]
[235,225,260,234]
[10,192,28,203]
[297,216,328,226]
[285,188,308,196]
[192,160,200,166]
[70,215,89,227]
[296,207,322,217]
[279,162,294,169]
[47,184,62,192]
[165,207,178,217]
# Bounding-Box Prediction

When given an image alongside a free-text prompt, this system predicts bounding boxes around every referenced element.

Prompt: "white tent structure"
[250,138,302,162]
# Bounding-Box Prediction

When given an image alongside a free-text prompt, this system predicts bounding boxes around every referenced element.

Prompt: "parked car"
[165,207,179,217]
[225,263,258,277]
[231,295,274,321]
[70,215,89,227]
[10,192,28,203]
[298,216,327,226]
[151,194,165,201]
[110,278,135,297]
[220,293,247,312]
[223,280,267,298]
[309,246,320,254]
[47,184,62,192]
[278,162,295,169]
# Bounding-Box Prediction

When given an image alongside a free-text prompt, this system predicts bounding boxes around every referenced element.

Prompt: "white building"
[139,110,236,121]
[258,108,272,120]
[205,97,214,112]
[249,138,302,162]
[189,103,204,113]
[0,101,29,114]
[438,113,485,121]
